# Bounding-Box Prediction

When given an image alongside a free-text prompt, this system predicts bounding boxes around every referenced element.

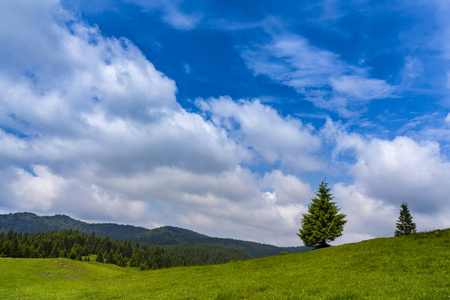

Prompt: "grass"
[0,229,449,299]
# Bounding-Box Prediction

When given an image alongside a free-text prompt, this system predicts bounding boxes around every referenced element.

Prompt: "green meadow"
[1,229,449,299]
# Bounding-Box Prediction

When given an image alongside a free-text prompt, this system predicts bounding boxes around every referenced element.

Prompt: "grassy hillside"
[0,229,448,299]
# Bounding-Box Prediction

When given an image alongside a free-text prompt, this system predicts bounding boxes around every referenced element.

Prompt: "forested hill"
[0,212,310,258]
[0,212,148,240]
[132,226,310,258]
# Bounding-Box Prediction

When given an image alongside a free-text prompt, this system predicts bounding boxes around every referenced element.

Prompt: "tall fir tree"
[298,180,347,249]
[395,202,417,236]
[96,250,104,263]
[106,249,116,264]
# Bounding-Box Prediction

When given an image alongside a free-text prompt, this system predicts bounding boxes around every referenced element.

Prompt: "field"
[0,229,449,299]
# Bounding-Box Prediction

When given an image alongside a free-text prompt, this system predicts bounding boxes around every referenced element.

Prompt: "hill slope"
[0,212,309,259]
[0,229,448,299]
[0,212,148,240]
[133,226,309,258]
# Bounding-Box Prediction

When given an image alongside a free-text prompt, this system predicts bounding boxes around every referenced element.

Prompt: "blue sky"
[0,0,449,246]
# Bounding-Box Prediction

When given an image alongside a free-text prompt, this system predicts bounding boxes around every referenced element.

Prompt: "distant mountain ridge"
[0,212,148,240]
[0,212,310,258]
[133,226,309,258]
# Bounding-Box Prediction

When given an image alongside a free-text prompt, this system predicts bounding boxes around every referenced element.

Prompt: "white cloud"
[325,120,450,243]
[241,32,395,116]
[242,34,343,91]
[198,97,323,172]
[348,137,450,213]
[330,75,395,101]
[0,130,31,167]
[10,166,66,211]
[0,1,180,136]
[1,165,150,222]
[128,0,202,30]
[334,177,450,245]
[261,170,313,206]
[0,0,72,80]
[446,113,450,124]
[333,183,397,244]
[161,4,202,30]
[0,0,247,175]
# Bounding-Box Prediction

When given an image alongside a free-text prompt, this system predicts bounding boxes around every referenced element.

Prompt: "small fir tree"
[298,180,347,249]
[395,202,417,236]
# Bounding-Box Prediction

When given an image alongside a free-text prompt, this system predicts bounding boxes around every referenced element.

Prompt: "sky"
[0,0,449,246]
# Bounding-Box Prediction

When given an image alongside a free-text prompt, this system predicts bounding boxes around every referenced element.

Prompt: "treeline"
[0,229,190,270]
[165,243,253,265]
[133,226,311,258]
[0,213,310,261]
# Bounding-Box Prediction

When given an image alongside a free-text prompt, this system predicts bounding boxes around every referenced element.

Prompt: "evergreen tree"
[106,249,116,264]
[395,202,417,236]
[96,250,104,263]
[60,248,68,258]
[49,245,59,258]
[124,241,133,258]
[298,180,347,249]
[9,238,21,258]
[130,248,143,267]
[113,250,122,266]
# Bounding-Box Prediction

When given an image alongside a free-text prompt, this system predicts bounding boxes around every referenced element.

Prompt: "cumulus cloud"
[0,1,180,136]
[0,165,150,222]
[198,97,323,172]
[0,1,239,219]
[333,183,397,244]
[83,166,313,245]
[325,119,450,243]
[334,173,450,245]
[241,32,395,116]
[0,0,245,169]
[348,137,450,213]
[0,2,251,187]
[261,170,313,206]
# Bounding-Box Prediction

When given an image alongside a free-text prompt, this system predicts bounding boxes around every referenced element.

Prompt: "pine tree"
[106,249,116,264]
[395,202,417,236]
[298,180,347,249]
[96,250,104,263]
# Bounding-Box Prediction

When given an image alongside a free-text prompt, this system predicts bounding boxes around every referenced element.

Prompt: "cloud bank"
[0,0,316,246]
